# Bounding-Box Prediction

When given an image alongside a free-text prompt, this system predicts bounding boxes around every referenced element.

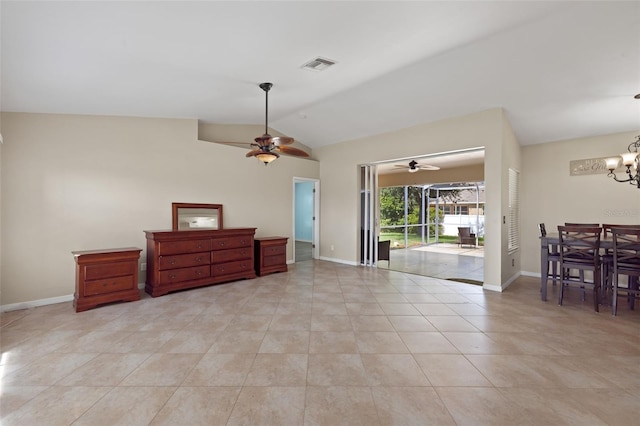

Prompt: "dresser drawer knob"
[195,257,202,262]
[196,244,203,249]
[169,274,176,279]
[170,260,176,265]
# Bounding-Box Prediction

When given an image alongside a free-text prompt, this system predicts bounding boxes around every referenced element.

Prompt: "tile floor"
[380,243,485,283]
[1,260,639,425]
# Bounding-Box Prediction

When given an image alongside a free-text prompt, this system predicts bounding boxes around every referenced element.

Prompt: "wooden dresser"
[144,228,256,297]
[72,247,142,312]
[254,237,288,276]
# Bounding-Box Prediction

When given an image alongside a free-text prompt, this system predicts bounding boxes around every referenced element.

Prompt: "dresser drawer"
[158,239,211,256]
[159,265,210,284]
[212,260,253,276]
[159,252,210,270]
[84,275,135,296]
[212,237,252,250]
[212,247,252,264]
[84,261,136,280]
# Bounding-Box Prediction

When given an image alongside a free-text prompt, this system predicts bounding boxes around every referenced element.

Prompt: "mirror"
[172,203,223,230]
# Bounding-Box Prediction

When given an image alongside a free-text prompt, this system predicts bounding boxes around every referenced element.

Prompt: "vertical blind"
[361,164,379,266]
[508,168,520,252]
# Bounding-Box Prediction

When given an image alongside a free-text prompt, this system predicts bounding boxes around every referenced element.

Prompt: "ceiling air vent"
[301,57,336,72]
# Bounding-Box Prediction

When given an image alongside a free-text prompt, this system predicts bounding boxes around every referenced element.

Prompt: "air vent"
[301,57,336,72]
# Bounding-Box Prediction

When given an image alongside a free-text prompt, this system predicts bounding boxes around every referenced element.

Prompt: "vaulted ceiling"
[2,1,639,150]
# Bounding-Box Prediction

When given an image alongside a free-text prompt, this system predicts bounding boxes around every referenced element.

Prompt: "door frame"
[292,177,320,261]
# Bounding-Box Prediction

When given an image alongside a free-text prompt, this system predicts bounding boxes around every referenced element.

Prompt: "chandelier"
[606,134,640,188]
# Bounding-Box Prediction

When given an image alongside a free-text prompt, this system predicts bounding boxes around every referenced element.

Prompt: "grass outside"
[379,232,484,249]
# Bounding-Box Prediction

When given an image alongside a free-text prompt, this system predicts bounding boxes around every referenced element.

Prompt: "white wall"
[0,113,319,306]
[521,131,640,275]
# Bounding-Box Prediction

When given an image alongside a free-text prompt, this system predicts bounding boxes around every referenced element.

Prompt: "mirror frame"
[172,203,223,231]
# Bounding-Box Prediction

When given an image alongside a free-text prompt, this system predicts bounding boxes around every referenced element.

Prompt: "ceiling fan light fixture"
[408,167,419,173]
[255,151,279,165]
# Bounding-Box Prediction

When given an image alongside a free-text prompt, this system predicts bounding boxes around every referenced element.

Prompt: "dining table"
[539,233,614,301]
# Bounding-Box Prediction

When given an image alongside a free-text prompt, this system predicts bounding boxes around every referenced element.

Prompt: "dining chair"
[557,225,602,312]
[457,227,476,248]
[611,227,640,316]
[563,223,600,287]
[539,223,560,286]
[602,224,640,302]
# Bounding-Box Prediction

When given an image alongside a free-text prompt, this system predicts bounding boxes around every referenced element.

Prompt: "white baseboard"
[1,294,74,312]
[0,282,147,312]
[520,271,541,278]
[318,256,359,266]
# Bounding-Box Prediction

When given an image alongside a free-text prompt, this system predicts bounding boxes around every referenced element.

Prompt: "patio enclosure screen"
[379,183,484,249]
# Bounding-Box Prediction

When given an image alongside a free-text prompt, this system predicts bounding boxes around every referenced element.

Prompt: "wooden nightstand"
[254,237,288,276]
[72,247,142,312]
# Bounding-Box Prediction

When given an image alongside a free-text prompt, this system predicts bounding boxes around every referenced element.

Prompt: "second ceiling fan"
[395,160,440,173]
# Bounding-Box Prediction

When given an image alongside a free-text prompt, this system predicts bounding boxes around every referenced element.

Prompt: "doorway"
[363,148,485,282]
[293,178,319,262]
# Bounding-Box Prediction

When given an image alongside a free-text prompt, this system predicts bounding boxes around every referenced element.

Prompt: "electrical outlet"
[512,259,515,267]
[141,263,147,271]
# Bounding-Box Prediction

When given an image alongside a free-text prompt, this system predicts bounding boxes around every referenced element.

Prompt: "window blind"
[508,168,520,252]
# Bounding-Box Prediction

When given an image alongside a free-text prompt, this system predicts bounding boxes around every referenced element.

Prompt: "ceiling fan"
[244,82,309,165]
[394,160,440,173]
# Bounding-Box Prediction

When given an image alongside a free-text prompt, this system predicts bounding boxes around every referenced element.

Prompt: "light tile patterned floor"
[2,260,639,425]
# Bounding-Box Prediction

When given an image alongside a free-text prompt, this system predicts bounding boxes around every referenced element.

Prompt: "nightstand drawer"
[84,275,135,296]
[264,245,286,256]
[85,261,136,280]
[264,254,286,267]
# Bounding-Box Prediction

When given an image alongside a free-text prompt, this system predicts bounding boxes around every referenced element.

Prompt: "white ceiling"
[2,1,639,149]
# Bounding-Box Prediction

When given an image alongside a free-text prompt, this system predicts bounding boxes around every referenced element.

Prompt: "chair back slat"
[603,224,640,238]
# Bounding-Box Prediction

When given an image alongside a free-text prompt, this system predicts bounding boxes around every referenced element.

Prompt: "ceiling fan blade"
[275,146,310,157]
[271,136,294,146]
[419,165,440,171]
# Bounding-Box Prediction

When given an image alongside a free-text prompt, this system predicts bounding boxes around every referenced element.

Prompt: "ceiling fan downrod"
[259,82,273,137]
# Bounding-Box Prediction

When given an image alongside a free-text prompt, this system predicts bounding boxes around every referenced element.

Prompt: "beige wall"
[520,131,640,275]
[0,113,319,306]
[315,108,519,291]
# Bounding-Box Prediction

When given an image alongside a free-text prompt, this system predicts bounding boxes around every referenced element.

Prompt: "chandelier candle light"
[605,95,640,188]
[606,135,640,189]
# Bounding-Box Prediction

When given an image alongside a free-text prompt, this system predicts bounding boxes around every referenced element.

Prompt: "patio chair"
[378,239,391,264]
[458,227,476,248]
